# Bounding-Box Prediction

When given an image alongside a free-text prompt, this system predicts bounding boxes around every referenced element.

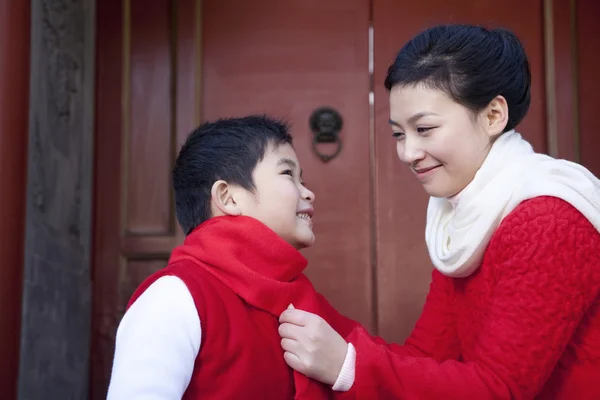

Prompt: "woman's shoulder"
[488,195,599,260]
[502,195,597,232]
[482,197,600,314]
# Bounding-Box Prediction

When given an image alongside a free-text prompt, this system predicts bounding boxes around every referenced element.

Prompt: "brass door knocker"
[309,106,343,163]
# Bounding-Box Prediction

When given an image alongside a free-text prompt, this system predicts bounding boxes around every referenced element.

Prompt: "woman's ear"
[210,180,242,216]
[483,95,509,137]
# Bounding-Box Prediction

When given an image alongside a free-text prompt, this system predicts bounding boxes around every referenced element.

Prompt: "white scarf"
[425,130,600,278]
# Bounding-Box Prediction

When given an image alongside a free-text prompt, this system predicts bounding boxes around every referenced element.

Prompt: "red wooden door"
[201,0,373,328]
[92,0,372,397]
[93,0,556,398]
[577,1,600,177]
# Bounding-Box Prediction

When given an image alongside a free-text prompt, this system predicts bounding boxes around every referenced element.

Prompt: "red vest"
[129,261,295,399]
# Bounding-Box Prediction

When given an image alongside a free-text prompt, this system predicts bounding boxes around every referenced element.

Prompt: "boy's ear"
[210,180,242,216]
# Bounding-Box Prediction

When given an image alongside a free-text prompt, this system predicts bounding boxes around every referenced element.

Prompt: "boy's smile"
[296,210,313,228]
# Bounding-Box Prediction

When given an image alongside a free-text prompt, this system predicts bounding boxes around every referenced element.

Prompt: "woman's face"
[388,84,501,198]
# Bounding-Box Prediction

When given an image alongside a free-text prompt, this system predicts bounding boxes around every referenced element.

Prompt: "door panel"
[126,0,173,235]
[373,0,547,341]
[202,0,373,329]
[577,1,600,176]
[92,0,200,397]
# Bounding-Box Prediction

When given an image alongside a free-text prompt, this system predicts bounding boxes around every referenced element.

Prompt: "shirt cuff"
[331,343,356,392]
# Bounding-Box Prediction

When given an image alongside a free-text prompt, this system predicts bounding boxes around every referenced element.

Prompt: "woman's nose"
[397,136,425,164]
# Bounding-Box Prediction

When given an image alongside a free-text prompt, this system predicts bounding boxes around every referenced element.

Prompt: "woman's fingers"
[278,321,303,340]
[279,308,313,326]
[280,337,300,354]
[283,351,305,373]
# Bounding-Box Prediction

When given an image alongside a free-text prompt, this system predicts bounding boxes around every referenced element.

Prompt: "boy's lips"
[296,207,313,218]
[297,208,314,227]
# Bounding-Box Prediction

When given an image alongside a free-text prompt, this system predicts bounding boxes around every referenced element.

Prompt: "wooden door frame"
[91,0,202,397]
[0,1,30,397]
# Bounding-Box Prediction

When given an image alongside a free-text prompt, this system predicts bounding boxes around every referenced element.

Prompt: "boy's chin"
[293,233,315,250]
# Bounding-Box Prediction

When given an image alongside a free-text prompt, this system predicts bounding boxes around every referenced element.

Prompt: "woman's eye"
[417,127,434,134]
[282,169,293,176]
[392,131,405,139]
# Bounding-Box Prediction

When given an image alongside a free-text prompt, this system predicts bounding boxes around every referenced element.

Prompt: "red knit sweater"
[340,196,600,399]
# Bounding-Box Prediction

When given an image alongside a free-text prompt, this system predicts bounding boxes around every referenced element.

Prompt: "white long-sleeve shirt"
[107,276,356,399]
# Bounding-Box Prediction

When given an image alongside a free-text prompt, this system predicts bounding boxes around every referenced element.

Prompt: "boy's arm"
[107,276,201,399]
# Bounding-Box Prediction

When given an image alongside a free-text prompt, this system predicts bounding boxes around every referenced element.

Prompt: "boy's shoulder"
[128,260,207,309]
[128,259,246,316]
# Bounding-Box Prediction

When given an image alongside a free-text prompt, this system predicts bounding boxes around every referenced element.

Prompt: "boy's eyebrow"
[277,158,297,169]
[277,158,303,177]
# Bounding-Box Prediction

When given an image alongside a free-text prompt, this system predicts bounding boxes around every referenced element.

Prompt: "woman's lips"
[413,165,442,180]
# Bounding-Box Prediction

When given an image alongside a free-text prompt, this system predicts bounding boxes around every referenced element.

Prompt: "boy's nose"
[302,186,315,204]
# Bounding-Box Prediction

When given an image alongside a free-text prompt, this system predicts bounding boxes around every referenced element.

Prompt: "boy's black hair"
[385,24,531,132]
[173,115,293,234]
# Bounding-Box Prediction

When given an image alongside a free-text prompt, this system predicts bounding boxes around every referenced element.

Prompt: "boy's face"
[235,143,316,249]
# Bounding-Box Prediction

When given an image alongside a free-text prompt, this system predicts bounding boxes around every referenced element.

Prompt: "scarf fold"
[426,130,600,278]
[168,215,334,399]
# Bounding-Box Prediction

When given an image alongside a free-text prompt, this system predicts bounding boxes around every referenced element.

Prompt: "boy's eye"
[281,169,293,176]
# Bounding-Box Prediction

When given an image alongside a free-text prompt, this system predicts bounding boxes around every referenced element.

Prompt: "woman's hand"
[278,304,348,385]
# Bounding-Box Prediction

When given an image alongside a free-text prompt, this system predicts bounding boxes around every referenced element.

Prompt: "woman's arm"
[337,197,600,399]
[320,268,461,360]
[281,197,600,399]
[280,253,461,388]
[383,268,461,361]
[107,276,201,399]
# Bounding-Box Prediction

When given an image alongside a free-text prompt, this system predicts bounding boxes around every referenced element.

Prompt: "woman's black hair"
[384,24,531,132]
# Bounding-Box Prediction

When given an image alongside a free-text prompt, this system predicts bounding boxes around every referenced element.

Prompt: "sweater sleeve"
[346,268,460,360]
[107,276,201,399]
[338,197,600,400]
[327,269,460,390]
[399,268,461,361]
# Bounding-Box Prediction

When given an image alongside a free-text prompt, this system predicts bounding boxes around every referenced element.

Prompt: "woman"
[278,24,600,399]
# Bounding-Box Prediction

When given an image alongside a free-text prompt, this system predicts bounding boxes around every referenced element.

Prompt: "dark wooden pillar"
[16,0,94,397]
[0,0,30,397]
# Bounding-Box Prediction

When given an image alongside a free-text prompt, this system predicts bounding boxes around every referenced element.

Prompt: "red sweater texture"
[340,196,600,399]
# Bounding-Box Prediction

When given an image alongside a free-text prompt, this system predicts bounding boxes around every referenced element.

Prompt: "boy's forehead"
[264,143,299,165]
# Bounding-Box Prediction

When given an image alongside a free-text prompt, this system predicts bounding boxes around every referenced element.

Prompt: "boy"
[106,115,357,399]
